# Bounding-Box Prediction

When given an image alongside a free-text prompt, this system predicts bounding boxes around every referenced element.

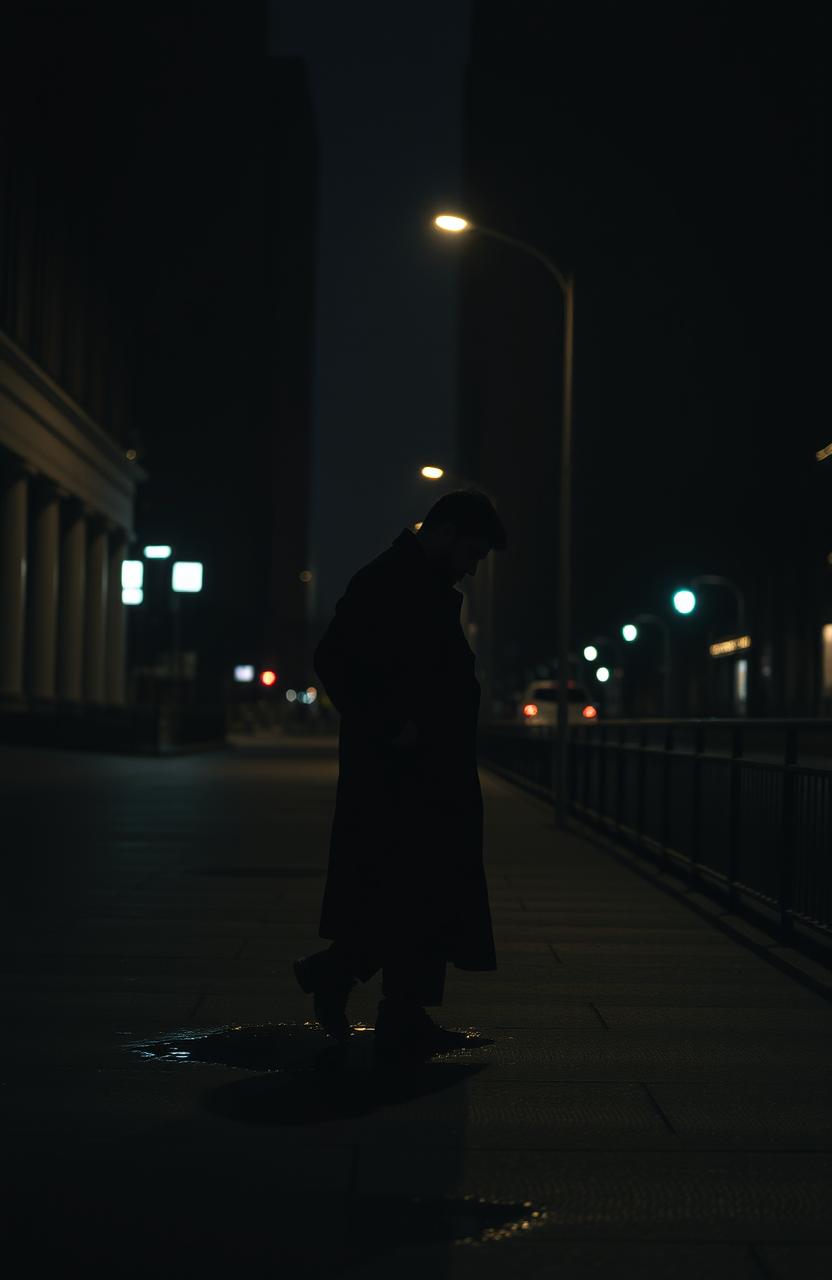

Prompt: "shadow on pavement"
[127,1021,497,1125]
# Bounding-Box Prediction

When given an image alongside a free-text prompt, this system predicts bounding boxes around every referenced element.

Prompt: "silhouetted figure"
[294,489,507,1059]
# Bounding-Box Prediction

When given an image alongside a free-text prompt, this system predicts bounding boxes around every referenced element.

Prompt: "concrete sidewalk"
[2,737,831,1278]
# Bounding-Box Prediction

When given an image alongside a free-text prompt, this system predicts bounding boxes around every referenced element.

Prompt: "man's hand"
[390,719,420,749]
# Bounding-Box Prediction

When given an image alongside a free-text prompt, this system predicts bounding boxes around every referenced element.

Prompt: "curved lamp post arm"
[634,613,672,715]
[690,574,746,634]
[469,223,570,295]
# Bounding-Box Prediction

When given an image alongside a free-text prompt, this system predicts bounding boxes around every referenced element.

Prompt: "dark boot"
[374,996,471,1061]
[293,950,356,1043]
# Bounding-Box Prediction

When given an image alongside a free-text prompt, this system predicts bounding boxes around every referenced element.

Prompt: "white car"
[519,680,600,727]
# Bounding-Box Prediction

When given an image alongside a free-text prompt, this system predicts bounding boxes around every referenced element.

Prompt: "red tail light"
[582,704,598,719]
[523,703,539,718]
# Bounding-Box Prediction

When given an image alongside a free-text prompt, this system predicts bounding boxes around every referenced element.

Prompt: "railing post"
[635,722,647,854]
[727,725,743,913]
[661,722,674,873]
[615,725,626,838]
[598,723,607,831]
[689,723,703,889]
[779,727,797,943]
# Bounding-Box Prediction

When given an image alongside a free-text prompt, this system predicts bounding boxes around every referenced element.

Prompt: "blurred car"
[519,680,600,727]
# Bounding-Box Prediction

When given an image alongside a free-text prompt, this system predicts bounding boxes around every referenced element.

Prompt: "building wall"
[0,4,145,711]
[458,2,825,717]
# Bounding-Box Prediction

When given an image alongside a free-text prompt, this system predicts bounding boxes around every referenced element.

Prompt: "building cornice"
[0,330,147,535]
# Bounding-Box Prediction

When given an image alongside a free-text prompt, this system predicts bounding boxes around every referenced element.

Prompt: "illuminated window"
[823,625,832,696]
[735,658,748,710]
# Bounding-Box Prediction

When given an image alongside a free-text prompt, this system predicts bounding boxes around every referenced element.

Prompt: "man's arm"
[313,574,419,742]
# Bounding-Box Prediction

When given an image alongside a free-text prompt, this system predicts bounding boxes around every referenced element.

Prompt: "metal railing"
[478,719,832,968]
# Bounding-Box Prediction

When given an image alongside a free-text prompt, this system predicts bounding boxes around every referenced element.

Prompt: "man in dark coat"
[294,488,507,1057]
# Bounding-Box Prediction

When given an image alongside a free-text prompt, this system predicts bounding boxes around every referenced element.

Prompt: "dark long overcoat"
[313,528,497,971]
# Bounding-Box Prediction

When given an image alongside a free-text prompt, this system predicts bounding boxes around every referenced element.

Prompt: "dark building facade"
[458,2,826,718]
[125,13,318,704]
[0,3,318,732]
[0,4,145,716]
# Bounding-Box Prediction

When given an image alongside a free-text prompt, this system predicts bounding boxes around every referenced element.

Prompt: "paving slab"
[2,739,831,1276]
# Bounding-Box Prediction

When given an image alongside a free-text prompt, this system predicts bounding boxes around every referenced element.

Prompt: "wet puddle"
[122,1022,548,1254]
[347,1193,549,1250]
[127,1019,494,1073]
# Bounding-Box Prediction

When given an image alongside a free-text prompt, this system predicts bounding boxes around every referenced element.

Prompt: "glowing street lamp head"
[673,588,697,615]
[420,465,445,480]
[596,666,611,684]
[622,624,639,643]
[583,645,598,662]
[434,214,470,233]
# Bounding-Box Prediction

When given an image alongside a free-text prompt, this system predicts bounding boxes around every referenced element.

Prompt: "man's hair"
[420,487,507,551]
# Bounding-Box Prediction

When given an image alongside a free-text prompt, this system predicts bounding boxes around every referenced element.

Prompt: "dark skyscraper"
[458,2,825,716]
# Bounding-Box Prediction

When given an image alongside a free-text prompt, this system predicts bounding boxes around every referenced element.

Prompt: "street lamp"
[417,462,497,720]
[625,613,672,714]
[434,212,575,826]
[690,574,746,634]
[672,588,697,616]
[582,635,623,715]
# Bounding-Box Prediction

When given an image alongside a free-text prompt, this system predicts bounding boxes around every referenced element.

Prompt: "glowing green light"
[673,589,696,615]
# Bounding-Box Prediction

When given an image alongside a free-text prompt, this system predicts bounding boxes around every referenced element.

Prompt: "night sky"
[271,1,824,688]
[272,2,472,618]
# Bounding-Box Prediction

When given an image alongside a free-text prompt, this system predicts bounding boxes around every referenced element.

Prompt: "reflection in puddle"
[123,1022,546,1257]
[126,1020,493,1073]
[350,1193,549,1251]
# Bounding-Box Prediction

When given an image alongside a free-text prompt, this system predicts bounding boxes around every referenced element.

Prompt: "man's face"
[450,532,491,584]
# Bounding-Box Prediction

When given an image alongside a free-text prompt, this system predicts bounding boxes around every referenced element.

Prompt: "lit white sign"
[144,545,172,559]
[172,561,203,593]
[233,665,255,683]
[122,560,144,590]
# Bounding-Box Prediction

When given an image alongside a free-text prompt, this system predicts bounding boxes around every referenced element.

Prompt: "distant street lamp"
[672,588,697,616]
[434,211,575,826]
[170,560,203,681]
[582,635,623,714]
[690,573,746,634]
[627,612,672,714]
[418,463,497,720]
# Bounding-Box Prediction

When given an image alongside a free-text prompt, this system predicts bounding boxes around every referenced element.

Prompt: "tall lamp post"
[417,463,497,719]
[433,213,575,826]
[621,613,672,714]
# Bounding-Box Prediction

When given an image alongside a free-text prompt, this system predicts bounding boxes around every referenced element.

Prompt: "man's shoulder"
[346,544,400,596]
[347,530,426,595]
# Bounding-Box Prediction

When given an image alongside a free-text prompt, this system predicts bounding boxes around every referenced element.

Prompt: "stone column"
[29,480,60,699]
[58,501,86,701]
[83,518,108,703]
[0,465,28,700]
[105,531,127,705]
